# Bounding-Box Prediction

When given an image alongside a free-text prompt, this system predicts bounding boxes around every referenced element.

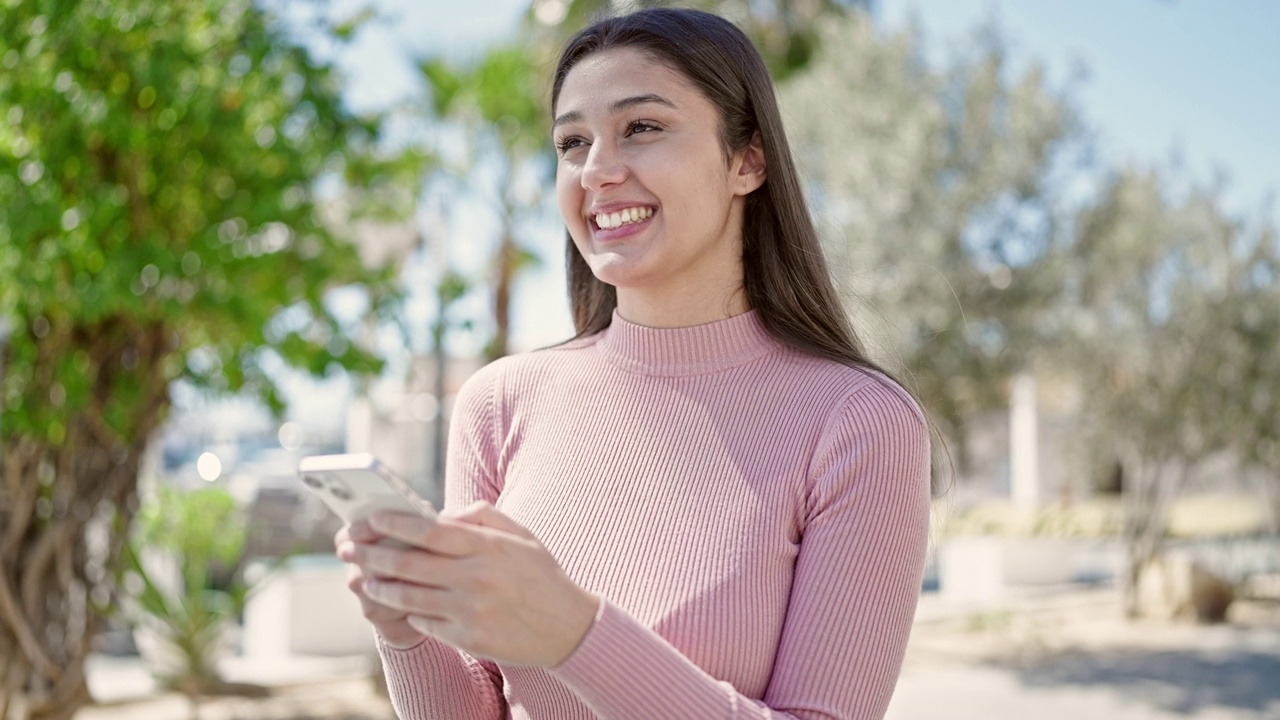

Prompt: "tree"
[1227,219,1280,532]
[1066,170,1280,613]
[780,12,1084,472]
[1196,207,1280,533]
[779,10,1280,611]
[0,1,406,717]
[418,47,549,361]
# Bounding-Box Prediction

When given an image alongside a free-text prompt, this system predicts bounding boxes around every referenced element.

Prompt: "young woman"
[336,8,931,719]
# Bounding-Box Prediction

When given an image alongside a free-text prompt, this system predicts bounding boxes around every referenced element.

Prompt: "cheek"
[660,154,730,215]
[556,188,596,271]
[556,171,585,228]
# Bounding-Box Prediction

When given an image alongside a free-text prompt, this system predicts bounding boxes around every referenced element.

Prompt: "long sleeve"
[548,381,932,719]
[377,361,509,720]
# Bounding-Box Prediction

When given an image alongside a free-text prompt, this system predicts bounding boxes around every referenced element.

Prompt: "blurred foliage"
[1066,169,1280,611]
[421,47,548,156]
[122,486,257,698]
[783,14,1082,468]
[0,0,417,716]
[523,0,872,80]
[1069,171,1275,471]
[416,48,549,359]
[133,487,246,578]
[782,11,1280,612]
[0,0,406,431]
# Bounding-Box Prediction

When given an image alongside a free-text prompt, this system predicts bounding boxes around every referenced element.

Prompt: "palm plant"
[120,485,262,703]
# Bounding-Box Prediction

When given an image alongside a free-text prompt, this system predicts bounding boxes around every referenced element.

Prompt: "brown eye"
[625,121,662,137]
[556,136,586,154]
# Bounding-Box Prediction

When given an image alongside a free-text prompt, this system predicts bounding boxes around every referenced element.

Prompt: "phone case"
[297,453,436,525]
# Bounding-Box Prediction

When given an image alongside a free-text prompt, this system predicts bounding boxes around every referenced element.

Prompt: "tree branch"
[0,570,62,680]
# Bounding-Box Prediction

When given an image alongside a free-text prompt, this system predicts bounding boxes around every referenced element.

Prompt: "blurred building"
[345,352,487,509]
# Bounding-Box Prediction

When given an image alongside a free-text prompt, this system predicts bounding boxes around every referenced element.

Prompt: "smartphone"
[297,453,437,527]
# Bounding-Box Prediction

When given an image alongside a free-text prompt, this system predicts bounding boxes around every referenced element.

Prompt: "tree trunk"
[1119,451,1182,618]
[488,226,514,362]
[0,321,171,720]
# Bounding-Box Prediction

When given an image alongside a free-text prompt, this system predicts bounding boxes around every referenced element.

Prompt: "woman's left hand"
[337,502,600,667]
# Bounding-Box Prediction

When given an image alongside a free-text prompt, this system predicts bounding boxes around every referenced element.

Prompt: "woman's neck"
[614,284,750,328]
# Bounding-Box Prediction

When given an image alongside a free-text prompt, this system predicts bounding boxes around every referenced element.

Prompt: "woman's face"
[553,47,765,303]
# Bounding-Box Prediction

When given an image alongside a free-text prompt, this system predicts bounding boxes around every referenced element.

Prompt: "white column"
[345,395,373,453]
[1010,372,1040,512]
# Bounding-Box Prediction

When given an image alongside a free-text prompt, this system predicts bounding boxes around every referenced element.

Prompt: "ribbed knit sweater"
[378,310,931,720]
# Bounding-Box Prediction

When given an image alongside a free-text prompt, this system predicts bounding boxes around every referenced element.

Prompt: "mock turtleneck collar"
[595,310,779,377]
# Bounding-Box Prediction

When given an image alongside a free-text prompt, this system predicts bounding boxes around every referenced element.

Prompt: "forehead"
[555,47,705,116]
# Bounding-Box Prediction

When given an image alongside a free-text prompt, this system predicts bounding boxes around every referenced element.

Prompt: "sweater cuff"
[376,632,505,719]
[376,632,472,690]
[377,631,431,662]
[549,599,727,717]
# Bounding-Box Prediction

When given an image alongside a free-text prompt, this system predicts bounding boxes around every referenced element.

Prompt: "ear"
[732,133,767,196]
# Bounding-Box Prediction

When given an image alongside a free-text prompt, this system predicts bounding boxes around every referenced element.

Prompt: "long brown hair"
[552,8,880,374]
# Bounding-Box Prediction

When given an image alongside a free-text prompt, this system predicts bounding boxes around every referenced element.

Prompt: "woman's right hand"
[335,523,428,650]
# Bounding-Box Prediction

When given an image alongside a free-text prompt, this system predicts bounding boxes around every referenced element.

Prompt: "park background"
[1,0,1278,718]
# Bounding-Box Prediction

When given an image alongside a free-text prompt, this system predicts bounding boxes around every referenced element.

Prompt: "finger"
[406,614,453,640]
[336,527,355,562]
[370,512,480,557]
[449,502,536,540]
[367,512,434,549]
[345,565,408,623]
[337,539,354,562]
[363,577,456,617]
[350,541,454,585]
[347,519,383,543]
[337,525,382,562]
[356,589,407,623]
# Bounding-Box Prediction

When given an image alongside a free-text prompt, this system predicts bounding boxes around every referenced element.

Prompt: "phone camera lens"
[329,482,353,501]
[302,475,324,489]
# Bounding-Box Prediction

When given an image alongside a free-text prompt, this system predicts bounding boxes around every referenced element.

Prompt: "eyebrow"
[552,93,678,129]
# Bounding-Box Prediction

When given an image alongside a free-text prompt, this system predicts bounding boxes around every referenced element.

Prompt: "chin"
[585,256,654,289]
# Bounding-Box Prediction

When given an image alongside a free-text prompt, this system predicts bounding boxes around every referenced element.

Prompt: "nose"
[580,140,627,192]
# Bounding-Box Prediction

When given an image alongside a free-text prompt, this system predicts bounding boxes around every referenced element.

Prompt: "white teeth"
[595,207,652,229]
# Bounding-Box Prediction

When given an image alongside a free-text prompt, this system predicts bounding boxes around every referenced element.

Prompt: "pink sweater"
[379,310,931,719]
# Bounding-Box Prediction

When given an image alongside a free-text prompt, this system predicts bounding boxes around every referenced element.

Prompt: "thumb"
[447,501,535,539]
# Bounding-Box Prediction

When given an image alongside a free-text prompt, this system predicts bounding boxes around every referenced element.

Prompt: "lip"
[591,211,655,242]
[588,201,655,216]
[587,203,657,242]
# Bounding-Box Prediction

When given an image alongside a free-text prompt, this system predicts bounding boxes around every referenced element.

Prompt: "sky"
[244,0,1280,440]
[881,0,1280,223]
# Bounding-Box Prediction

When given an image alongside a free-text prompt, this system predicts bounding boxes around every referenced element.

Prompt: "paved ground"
[80,588,1280,719]
[887,590,1280,720]
[82,654,392,719]
[80,678,393,720]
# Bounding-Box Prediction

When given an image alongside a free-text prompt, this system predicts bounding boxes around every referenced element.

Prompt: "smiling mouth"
[593,207,654,230]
